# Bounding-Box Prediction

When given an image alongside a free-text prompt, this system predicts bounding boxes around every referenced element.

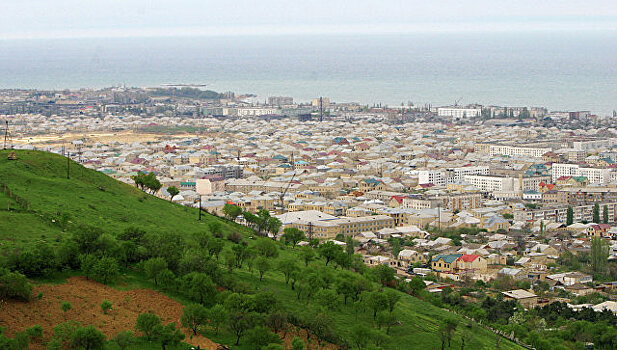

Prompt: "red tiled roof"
[459,254,480,262]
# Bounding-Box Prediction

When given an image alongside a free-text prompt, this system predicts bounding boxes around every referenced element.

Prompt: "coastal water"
[0,32,616,115]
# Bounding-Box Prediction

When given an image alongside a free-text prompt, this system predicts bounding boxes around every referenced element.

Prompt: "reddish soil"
[0,276,218,349]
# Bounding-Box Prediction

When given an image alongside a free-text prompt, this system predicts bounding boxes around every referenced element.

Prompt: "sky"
[2,0,617,39]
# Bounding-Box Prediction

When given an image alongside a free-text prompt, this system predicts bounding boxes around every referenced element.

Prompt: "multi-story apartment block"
[514,202,617,223]
[551,163,612,184]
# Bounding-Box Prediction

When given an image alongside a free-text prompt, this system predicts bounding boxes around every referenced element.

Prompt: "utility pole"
[66,147,70,180]
[198,195,202,221]
[3,121,8,150]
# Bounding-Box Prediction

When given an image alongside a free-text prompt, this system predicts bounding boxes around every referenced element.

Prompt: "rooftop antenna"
[237,149,240,161]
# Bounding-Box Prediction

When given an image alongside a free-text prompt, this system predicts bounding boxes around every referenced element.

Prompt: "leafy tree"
[223,203,243,221]
[384,289,401,313]
[71,325,106,350]
[143,257,168,286]
[364,291,388,320]
[409,276,426,296]
[376,311,399,334]
[591,236,609,275]
[91,257,119,284]
[282,227,305,247]
[227,311,258,345]
[101,300,112,314]
[0,268,32,301]
[277,257,299,284]
[207,238,224,259]
[593,203,600,224]
[255,256,272,281]
[567,206,574,225]
[181,304,208,335]
[157,269,177,291]
[372,264,396,286]
[300,246,315,266]
[443,318,458,347]
[232,245,251,268]
[245,326,282,350]
[318,241,343,266]
[345,236,355,257]
[391,239,401,258]
[167,186,179,201]
[314,288,339,311]
[255,238,279,258]
[112,331,136,350]
[207,304,228,335]
[604,205,609,224]
[136,312,162,340]
[182,272,217,305]
[153,323,185,350]
[351,324,372,349]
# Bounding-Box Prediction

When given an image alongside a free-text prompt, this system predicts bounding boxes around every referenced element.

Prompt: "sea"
[0,32,616,115]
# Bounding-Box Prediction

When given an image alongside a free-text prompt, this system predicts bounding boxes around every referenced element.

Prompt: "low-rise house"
[502,289,538,309]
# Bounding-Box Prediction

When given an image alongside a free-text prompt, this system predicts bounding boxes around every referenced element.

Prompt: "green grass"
[0,150,238,253]
[0,150,524,349]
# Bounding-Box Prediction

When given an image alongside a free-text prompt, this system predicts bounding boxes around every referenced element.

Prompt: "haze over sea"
[1,32,616,115]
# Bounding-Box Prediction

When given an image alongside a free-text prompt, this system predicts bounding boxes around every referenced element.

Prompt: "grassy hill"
[0,149,229,252]
[0,150,524,349]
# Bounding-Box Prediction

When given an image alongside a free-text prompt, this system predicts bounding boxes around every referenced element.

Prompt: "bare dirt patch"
[0,276,218,349]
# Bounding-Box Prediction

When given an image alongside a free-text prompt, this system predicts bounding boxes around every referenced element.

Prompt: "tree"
[365,291,388,320]
[593,203,601,224]
[101,300,112,314]
[591,236,609,275]
[181,304,208,335]
[182,272,217,305]
[391,239,401,258]
[71,325,106,350]
[300,246,315,266]
[372,264,396,286]
[167,186,179,201]
[143,257,168,286]
[228,311,257,345]
[409,276,426,296]
[136,312,162,340]
[282,227,305,247]
[223,203,243,221]
[0,268,32,301]
[255,238,279,258]
[207,304,228,335]
[604,205,609,224]
[346,236,355,258]
[90,257,119,284]
[255,256,272,281]
[277,257,299,284]
[112,331,136,350]
[351,324,372,349]
[567,206,574,226]
[384,289,401,313]
[154,323,185,350]
[376,311,399,334]
[318,241,343,266]
[245,326,282,350]
[443,318,458,347]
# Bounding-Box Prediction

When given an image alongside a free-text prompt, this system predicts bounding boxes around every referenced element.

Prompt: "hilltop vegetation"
[0,150,522,349]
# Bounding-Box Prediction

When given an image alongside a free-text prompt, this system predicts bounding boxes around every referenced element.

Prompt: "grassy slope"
[0,150,523,349]
[0,150,230,252]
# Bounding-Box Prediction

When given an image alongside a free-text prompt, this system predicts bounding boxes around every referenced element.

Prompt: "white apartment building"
[418,170,445,186]
[418,166,488,186]
[437,106,482,118]
[464,175,519,192]
[551,163,612,184]
[489,145,552,158]
[572,139,617,152]
[445,166,489,183]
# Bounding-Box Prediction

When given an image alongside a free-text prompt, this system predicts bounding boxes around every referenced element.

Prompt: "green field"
[0,150,230,252]
[0,150,524,349]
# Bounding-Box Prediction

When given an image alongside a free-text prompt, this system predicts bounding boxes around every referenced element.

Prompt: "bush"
[25,325,43,341]
[101,300,112,314]
[0,268,32,301]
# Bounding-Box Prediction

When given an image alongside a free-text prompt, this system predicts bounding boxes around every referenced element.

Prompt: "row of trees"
[131,171,162,194]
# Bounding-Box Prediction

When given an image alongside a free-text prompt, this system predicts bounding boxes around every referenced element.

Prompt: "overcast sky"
[3,0,617,39]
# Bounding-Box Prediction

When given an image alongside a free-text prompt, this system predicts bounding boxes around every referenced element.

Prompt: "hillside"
[0,150,524,349]
[0,150,230,252]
